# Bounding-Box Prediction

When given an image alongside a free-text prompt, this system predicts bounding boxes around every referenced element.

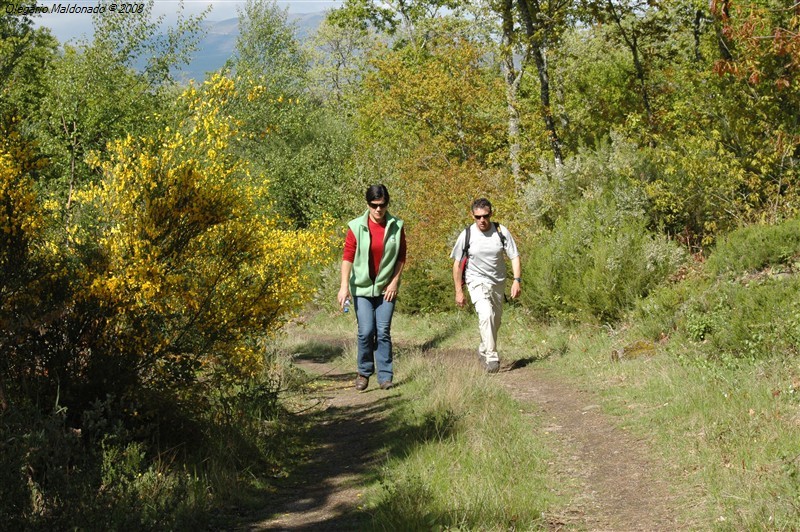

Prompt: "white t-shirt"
[450,223,519,287]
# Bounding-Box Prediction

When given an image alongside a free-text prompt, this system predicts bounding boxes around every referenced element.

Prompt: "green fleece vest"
[347,211,404,297]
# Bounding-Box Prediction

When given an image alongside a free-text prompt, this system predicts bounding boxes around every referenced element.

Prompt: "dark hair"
[471,197,492,214]
[366,184,390,205]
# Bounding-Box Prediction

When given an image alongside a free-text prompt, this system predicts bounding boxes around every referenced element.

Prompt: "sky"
[33,0,343,43]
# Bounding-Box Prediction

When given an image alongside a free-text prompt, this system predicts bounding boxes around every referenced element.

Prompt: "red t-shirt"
[343,218,406,280]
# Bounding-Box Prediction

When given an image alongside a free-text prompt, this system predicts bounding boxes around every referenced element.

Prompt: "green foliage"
[705,217,800,276]
[227,1,357,228]
[633,218,800,362]
[304,18,376,111]
[33,0,205,212]
[630,272,705,341]
[399,259,452,314]
[0,73,334,527]
[0,17,58,124]
[522,193,685,322]
[672,256,800,364]
[88,0,207,85]
[229,0,305,94]
[356,32,506,165]
[643,132,755,245]
[329,0,467,41]
[550,29,639,150]
[255,105,357,227]
[524,133,652,229]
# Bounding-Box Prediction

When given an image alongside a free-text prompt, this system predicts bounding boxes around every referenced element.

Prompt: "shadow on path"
[234,351,454,531]
[227,332,684,531]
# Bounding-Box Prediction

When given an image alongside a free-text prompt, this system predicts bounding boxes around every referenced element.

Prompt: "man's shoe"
[379,381,394,390]
[486,361,500,374]
[355,374,369,391]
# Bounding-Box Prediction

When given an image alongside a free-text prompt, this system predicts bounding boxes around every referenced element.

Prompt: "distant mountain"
[177,12,327,83]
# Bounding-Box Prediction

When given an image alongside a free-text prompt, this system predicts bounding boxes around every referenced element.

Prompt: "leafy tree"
[79,74,333,392]
[358,34,505,165]
[4,74,333,424]
[228,0,305,95]
[548,27,637,148]
[305,18,377,110]
[89,0,207,85]
[329,0,467,47]
[1,0,37,80]
[581,0,671,122]
[487,0,573,168]
[0,2,58,160]
[226,0,357,227]
[709,0,800,221]
[34,0,206,221]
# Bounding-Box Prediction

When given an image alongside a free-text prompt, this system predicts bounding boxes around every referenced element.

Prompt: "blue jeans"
[354,295,395,384]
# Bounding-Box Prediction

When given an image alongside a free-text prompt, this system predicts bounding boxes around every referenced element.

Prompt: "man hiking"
[450,198,521,373]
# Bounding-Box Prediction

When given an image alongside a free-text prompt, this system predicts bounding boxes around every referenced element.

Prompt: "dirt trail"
[242,347,684,531]
[500,365,683,530]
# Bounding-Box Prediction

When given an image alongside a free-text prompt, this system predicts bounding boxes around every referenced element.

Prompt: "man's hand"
[455,289,466,308]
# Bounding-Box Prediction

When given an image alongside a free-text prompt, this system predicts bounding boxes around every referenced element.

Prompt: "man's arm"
[453,259,466,308]
[510,256,521,299]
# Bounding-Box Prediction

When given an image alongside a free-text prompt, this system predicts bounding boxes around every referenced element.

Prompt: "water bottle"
[343,297,351,314]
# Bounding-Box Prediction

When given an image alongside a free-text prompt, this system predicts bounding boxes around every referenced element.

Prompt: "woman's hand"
[337,287,350,309]
[383,280,399,302]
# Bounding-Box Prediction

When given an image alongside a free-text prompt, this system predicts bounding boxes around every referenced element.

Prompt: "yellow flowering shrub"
[0,146,43,261]
[79,73,333,392]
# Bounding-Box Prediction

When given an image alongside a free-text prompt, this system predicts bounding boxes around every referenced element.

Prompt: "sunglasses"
[369,201,387,209]
[473,214,491,220]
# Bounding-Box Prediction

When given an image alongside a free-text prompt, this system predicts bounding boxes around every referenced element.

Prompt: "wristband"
[513,277,522,283]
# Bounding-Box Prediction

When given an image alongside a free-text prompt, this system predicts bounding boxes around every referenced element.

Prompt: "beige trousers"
[467,282,505,363]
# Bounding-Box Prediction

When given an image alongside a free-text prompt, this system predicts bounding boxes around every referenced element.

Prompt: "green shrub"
[523,133,651,230]
[706,217,800,276]
[630,274,707,341]
[677,277,800,363]
[522,194,685,322]
[399,260,453,314]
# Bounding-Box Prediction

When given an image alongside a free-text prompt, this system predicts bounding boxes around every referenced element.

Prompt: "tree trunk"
[517,0,564,165]
[531,43,564,165]
[693,9,705,63]
[499,0,526,184]
[605,0,652,122]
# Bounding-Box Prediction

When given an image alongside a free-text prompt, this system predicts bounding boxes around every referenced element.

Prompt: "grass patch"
[548,333,800,529]
[282,309,563,530]
[534,218,800,528]
[363,350,559,530]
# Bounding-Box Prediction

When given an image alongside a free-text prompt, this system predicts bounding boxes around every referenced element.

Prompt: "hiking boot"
[379,380,394,390]
[486,361,500,374]
[355,374,369,391]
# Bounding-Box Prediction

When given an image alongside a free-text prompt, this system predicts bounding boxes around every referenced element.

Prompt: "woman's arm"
[338,260,353,309]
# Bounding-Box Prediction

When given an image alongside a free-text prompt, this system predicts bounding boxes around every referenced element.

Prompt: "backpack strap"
[459,226,471,285]
[494,222,507,248]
